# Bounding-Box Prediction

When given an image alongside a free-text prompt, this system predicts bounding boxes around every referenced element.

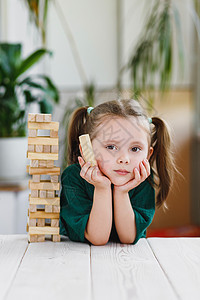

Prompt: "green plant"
[23,0,49,46]
[0,43,59,137]
[124,0,184,107]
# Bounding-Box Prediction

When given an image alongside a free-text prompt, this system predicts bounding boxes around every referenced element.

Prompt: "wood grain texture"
[27,166,60,175]
[91,239,177,300]
[148,238,200,300]
[29,196,60,205]
[28,137,58,145]
[28,122,59,131]
[6,237,90,300]
[29,180,60,190]
[28,152,58,161]
[0,235,28,300]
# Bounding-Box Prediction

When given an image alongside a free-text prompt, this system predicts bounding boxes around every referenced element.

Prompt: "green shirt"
[60,163,155,245]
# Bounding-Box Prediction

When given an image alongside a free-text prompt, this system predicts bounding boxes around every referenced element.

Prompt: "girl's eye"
[106,145,117,150]
[131,147,141,152]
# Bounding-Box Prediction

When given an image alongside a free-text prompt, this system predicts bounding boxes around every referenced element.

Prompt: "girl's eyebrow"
[104,139,145,147]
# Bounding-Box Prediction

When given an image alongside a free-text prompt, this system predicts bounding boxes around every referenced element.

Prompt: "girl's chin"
[111,178,130,186]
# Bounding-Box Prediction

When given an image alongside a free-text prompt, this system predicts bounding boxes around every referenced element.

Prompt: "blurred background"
[0,0,199,237]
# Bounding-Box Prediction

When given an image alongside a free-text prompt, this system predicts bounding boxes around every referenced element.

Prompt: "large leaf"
[15,48,52,79]
[19,75,59,103]
[0,43,22,76]
[39,98,53,114]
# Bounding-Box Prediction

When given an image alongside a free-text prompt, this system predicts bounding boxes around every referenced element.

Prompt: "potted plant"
[0,43,59,181]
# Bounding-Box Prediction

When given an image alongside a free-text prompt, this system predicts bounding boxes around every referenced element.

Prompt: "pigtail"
[150,117,176,208]
[67,107,88,165]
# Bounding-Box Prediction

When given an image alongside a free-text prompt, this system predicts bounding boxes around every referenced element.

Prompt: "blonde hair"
[67,99,176,208]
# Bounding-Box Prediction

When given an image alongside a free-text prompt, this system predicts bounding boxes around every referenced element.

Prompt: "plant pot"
[0,137,28,181]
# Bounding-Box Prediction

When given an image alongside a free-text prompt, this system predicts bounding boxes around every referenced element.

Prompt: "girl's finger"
[78,156,85,167]
[91,166,98,181]
[140,161,147,179]
[143,159,151,177]
[80,161,91,177]
[134,168,140,181]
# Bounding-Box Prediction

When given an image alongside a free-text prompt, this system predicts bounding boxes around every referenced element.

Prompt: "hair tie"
[148,117,152,124]
[87,107,94,115]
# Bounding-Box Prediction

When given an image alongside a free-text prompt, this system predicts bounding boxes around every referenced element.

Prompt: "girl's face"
[91,117,153,186]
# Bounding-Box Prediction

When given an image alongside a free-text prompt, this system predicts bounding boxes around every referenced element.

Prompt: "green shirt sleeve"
[129,179,155,244]
[60,164,93,243]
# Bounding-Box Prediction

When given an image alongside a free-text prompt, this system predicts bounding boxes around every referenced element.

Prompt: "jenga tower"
[27,113,60,242]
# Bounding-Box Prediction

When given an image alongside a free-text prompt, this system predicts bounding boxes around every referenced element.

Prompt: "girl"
[60,99,176,245]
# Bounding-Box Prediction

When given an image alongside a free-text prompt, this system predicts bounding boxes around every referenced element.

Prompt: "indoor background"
[0,0,199,236]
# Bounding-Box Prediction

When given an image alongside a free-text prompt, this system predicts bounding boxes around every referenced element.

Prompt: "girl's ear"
[147,147,154,160]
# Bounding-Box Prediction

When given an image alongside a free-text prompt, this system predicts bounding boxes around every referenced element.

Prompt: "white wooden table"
[0,235,200,300]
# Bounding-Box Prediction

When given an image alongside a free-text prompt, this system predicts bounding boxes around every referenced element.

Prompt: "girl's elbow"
[119,234,136,244]
[91,239,108,246]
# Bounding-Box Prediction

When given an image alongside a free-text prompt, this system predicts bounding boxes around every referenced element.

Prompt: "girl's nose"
[117,153,130,164]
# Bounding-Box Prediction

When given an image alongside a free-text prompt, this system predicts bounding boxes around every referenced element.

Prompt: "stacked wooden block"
[27,113,60,242]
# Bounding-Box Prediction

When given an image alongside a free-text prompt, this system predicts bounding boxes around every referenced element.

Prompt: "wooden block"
[29,226,59,235]
[51,219,59,227]
[47,160,54,168]
[28,113,36,122]
[27,166,60,175]
[43,114,52,122]
[53,205,60,213]
[28,152,58,161]
[30,181,60,191]
[37,235,45,242]
[28,234,38,243]
[29,204,37,212]
[36,114,44,122]
[45,205,52,212]
[47,190,55,198]
[35,145,43,153]
[28,129,37,137]
[52,235,60,242]
[51,145,59,153]
[40,190,47,198]
[28,145,35,152]
[31,190,39,197]
[29,196,60,206]
[28,122,59,131]
[32,175,40,182]
[39,160,47,168]
[50,130,58,138]
[28,137,58,145]
[38,219,45,227]
[29,211,59,219]
[79,134,97,166]
[43,145,51,153]
[30,160,39,168]
[51,175,58,183]
[29,218,37,226]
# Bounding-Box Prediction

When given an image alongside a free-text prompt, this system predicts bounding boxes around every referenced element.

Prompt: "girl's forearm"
[113,190,136,244]
[84,186,112,245]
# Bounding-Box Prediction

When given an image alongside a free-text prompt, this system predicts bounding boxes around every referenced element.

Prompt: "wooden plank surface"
[148,238,200,300]
[0,235,28,300]
[90,238,177,300]
[6,237,90,300]
[1,236,200,300]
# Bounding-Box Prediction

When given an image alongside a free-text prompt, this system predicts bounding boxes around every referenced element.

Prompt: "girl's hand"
[78,156,111,189]
[114,159,151,194]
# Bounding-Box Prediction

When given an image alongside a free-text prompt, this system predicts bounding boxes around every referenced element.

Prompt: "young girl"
[60,99,176,245]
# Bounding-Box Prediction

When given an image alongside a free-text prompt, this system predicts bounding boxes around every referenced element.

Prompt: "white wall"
[0,0,195,90]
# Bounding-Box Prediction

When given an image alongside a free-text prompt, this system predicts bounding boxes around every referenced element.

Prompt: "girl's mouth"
[114,170,130,175]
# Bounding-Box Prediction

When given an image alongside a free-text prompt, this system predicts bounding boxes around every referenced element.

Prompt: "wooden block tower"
[27,113,60,242]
